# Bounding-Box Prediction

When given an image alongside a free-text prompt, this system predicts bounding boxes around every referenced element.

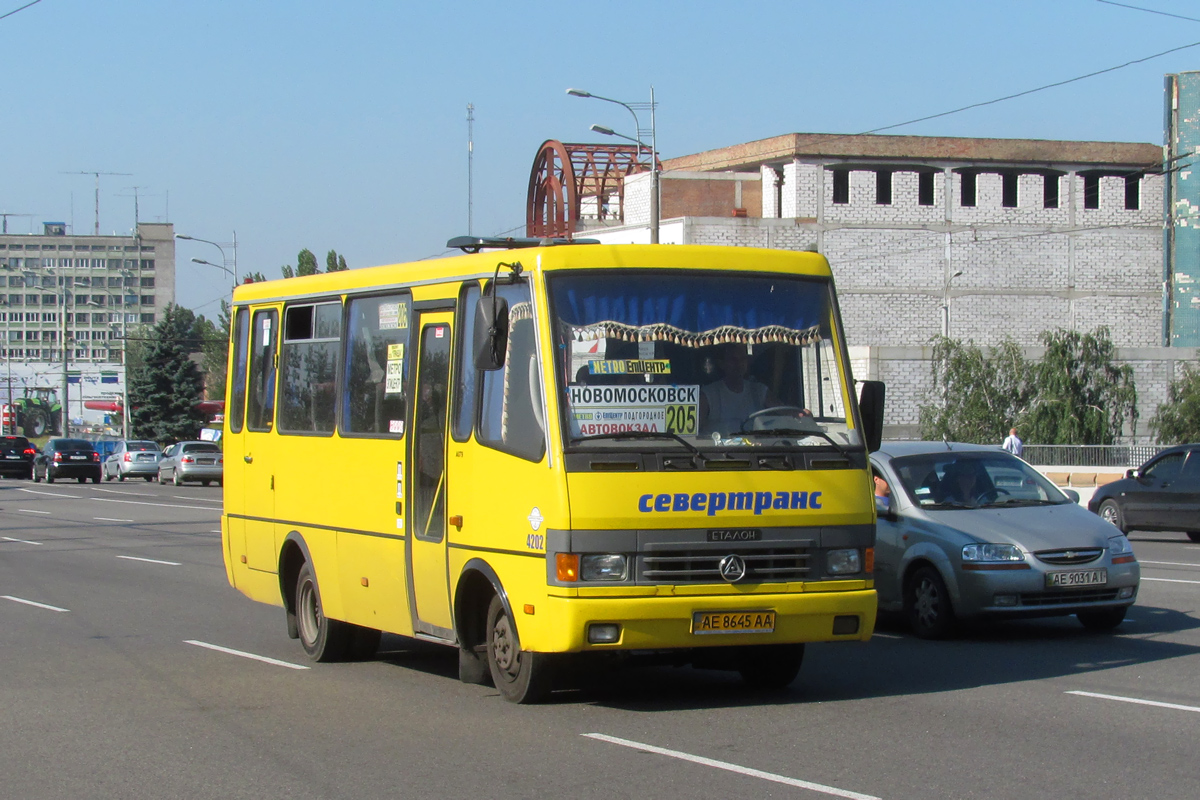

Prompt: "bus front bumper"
[529,588,877,653]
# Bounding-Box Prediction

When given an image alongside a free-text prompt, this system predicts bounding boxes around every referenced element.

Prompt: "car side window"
[1144,452,1185,482]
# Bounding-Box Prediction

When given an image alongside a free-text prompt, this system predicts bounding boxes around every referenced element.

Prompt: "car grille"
[1018,588,1121,606]
[1034,548,1104,566]
[640,548,812,583]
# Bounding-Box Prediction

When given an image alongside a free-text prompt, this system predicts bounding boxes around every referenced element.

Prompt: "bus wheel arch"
[454,561,510,686]
[279,533,315,640]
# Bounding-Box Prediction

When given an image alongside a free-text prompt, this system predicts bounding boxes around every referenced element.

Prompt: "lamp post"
[567,87,659,244]
[942,269,964,338]
[0,298,9,435]
[177,233,237,284]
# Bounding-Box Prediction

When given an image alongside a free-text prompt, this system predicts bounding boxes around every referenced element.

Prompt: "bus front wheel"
[295,561,351,662]
[485,595,554,703]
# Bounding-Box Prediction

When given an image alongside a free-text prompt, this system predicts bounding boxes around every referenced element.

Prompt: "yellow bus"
[222,239,885,703]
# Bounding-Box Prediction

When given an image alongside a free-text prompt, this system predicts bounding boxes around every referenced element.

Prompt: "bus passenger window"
[279,302,341,434]
[247,309,278,432]
[451,283,480,442]
[228,307,250,434]
[477,282,544,462]
[343,293,411,436]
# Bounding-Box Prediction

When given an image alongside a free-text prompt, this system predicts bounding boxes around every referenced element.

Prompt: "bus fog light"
[827,549,861,575]
[832,615,859,635]
[993,594,1018,607]
[1118,586,1134,599]
[581,554,628,581]
[588,623,621,644]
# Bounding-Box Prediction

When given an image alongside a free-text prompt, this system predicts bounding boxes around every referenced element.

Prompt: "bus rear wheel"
[485,595,554,703]
[736,644,805,690]
[295,561,351,662]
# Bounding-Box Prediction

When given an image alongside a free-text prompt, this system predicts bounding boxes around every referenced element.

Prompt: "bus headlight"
[581,554,628,581]
[827,549,861,575]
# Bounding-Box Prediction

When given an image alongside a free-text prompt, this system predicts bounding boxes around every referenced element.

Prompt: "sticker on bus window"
[385,360,405,394]
[434,327,445,339]
[588,359,672,376]
[387,343,405,360]
[568,384,700,437]
[260,317,272,346]
[379,303,408,330]
[389,419,405,434]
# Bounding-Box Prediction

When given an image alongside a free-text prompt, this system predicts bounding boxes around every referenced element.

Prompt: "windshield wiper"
[983,497,1058,508]
[730,427,848,456]
[572,430,706,462]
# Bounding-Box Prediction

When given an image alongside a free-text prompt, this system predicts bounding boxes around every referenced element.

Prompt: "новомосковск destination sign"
[569,384,699,437]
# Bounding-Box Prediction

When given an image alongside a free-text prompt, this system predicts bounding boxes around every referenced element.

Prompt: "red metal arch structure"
[526,140,650,238]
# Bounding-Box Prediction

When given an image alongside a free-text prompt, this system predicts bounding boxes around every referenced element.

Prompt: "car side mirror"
[1062,488,1080,504]
[1125,468,1136,479]
[874,495,896,520]
[473,293,509,371]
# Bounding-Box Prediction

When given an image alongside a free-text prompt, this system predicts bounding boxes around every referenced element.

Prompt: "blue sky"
[3,0,1200,317]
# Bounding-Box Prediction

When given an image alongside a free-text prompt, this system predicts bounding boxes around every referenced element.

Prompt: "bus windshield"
[548,270,860,452]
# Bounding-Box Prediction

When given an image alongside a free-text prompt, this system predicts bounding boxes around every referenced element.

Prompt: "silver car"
[103,440,162,482]
[871,442,1139,638]
[157,441,223,486]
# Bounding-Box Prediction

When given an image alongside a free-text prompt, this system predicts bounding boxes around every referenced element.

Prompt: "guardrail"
[1021,444,1163,468]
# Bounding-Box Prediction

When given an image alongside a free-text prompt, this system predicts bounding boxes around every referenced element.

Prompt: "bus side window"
[451,282,480,442]
[247,309,278,432]
[477,282,545,462]
[228,307,250,434]
[278,302,340,435]
[342,293,411,436]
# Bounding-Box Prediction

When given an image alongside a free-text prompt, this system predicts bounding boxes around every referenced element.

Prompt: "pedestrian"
[1002,427,1023,457]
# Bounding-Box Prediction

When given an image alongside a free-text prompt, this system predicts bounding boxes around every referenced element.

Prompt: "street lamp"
[942,269,964,338]
[191,257,235,281]
[177,233,238,284]
[567,87,659,244]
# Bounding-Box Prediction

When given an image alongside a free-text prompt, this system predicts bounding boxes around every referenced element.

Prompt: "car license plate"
[196,458,214,465]
[5,455,20,459]
[69,455,86,460]
[692,610,775,635]
[1046,569,1107,588]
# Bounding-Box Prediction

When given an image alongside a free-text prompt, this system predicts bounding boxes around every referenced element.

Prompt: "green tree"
[127,304,206,443]
[199,303,230,401]
[1023,327,1137,445]
[281,248,327,279]
[1150,365,1200,443]
[918,336,1030,443]
[326,249,348,272]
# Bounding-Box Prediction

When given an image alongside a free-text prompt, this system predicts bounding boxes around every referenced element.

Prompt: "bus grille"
[640,548,812,583]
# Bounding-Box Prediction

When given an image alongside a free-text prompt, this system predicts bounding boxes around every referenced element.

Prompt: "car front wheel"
[1098,499,1126,533]
[907,565,956,639]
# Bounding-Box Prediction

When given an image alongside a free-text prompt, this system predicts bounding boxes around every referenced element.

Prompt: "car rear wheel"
[144,475,153,482]
[201,480,211,487]
[1078,607,1127,631]
[173,471,182,486]
[906,565,956,639]
[157,470,165,484]
[117,473,125,482]
[46,471,54,484]
[105,470,113,481]
[91,474,100,484]
[32,468,41,483]
[1098,499,1126,533]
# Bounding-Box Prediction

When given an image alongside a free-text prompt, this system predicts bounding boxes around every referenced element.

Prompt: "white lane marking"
[582,733,881,800]
[17,509,50,514]
[210,530,221,534]
[871,632,903,639]
[92,497,220,512]
[2,595,68,612]
[1067,690,1200,714]
[117,555,181,566]
[2,536,43,545]
[172,495,222,503]
[18,488,81,498]
[1142,577,1200,585]
[1140,560,1200,568]
[184,640,309,670]
[95,517,135,523]
[89,487,157,497]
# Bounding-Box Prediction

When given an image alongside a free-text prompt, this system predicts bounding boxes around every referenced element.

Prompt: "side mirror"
[874,495,894,519]
[473,294,509,371]
[1062,488,1080,504]
[1125,468,1136,479]
[858,380,885,453]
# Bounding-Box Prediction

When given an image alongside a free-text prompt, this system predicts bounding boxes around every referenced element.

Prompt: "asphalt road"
[2,479,1199,799]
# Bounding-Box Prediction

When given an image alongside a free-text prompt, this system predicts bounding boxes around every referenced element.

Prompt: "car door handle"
[244,455,253,463]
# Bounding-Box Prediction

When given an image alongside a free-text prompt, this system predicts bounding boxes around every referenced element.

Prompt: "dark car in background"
[0,435,36,479]
[33,438,102,484]
[1088,444,1200,541]
[103,440,162,482]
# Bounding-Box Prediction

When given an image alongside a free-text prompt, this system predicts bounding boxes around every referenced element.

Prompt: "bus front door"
[408,311,454,636]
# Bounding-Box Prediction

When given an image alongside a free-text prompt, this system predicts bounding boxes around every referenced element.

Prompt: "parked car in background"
[0,435,36,479]
[103,440,163,482]
[1088,444,1200,541]
[33,438,102,484]
[871,442,1140,638]
[158,441,223,486]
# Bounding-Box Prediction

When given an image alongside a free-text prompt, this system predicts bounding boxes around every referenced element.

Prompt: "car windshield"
[548,270,858,453]
[889,451,1069,509]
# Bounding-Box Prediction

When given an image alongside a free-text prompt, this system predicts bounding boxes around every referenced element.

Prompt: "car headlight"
[1108,535,1133,557]
[962,543,1025,563]
[827,548,861,575]
[580,554,628,581]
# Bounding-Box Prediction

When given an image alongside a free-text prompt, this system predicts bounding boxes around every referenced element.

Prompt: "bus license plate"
[1046,569,1107,588]
[692,610,775,635]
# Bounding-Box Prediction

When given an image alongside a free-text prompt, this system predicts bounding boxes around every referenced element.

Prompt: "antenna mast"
[467,103,475,236]
[63,171,132,234]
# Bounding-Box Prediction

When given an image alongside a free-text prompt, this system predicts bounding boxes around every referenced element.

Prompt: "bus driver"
[699,344,782,436]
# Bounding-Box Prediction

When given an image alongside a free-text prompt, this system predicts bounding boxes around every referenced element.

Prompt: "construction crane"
[0,213,32,234]
[63,171,132,234]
